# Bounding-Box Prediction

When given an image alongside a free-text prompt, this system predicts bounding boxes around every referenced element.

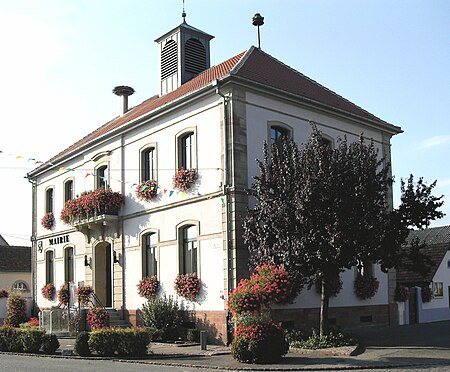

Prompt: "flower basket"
[354,274,379,300]
[394,285,409,302]
[41,212,55,230]
[41,283,56,301]
[60,188,124,224]
[137,275,160,299]
[58,282,70,306]
[0,289,9,298]
[174,273,201,301]
[172,167,198,192]
[76,286,93,306]
[421,285,432,303]
[315,274,343,298]
[86,307,109,330]
[135,180,158,202]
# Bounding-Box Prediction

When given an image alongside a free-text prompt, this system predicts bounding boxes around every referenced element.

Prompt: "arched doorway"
[94,242,112,307]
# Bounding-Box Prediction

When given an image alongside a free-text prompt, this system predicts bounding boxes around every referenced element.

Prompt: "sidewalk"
[56,321,450,370]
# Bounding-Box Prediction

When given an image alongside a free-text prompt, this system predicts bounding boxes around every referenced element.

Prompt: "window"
[65,247,74,283]
[96,165,108,189]
[270,126,289,145]
[319,135,333,149]
[161,40,177,79]
[447,260,450,269]
[433,282,443,297]
[142,146,156,181]
[143,233,158,277]
[356,260,374,277]
[179,132,194,169]
[45,250,54,284]
[45,188,54,213]
[12,281,28,292]
[181,225,197,274]
[64,180,74,202]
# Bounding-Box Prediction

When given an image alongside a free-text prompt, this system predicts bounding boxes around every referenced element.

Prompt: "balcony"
[61,188,124,240]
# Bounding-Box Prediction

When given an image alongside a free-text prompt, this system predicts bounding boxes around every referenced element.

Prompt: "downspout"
[120,134,126,321]
[27,176,38,314]
[215,81,233,342]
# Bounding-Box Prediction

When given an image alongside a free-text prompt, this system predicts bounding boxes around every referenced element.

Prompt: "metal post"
[200,330,207,350]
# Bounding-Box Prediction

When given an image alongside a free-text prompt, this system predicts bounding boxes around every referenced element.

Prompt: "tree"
[244,128,444,335]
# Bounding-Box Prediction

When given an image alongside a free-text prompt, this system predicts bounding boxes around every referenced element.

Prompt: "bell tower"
[155,11,214,96]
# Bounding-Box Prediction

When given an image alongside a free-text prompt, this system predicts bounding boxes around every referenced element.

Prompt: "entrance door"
[448,286,450,308]
[94,242,112,307]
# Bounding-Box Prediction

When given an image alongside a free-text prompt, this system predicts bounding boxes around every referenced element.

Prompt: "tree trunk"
[319,277,329,336]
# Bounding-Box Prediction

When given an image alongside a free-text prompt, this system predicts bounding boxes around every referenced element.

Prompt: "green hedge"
[0,327,47,353]
[88,328,150,357]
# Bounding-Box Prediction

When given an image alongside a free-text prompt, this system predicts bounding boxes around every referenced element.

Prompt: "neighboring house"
[27,16,402,343]
[0,244,33,323]
[397,225,450,324]
[0,234,9,246]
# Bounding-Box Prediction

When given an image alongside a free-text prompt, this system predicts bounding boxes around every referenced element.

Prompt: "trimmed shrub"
[115,328,150,357]
[88,328,150,357]
[19,328,45,353]
[141,296,182,341]
[0,326,22,352]
[41,333,60,354]
[88,329,120,356]
[4,291,28,327]
[231,312,289,364]
[74,331,91,356]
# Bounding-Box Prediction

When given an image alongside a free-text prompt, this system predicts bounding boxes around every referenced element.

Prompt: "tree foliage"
[244,128,444,334]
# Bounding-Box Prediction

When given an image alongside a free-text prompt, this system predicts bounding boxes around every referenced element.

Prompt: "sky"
[0,0,449,246]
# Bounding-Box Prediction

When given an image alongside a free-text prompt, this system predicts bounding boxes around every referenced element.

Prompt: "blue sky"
[0,0,449,245]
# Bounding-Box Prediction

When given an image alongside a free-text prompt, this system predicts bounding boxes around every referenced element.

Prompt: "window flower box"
[41,212,55,230]
[137,275,160,299]
[76,286,93,306]
[174,273,201,301]
[354,274,379,300]
[135,180,158,202]
[394,285,409,302]
[58,282,70,306]
[41,283,56,301]
[172,168,198,192]
[60,188,124,225]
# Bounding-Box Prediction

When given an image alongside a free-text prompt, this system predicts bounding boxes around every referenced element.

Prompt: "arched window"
[143,233,158,277]
[45,188,54,213]
[12,281,29,292]
[178,131,195,169]
[141,146,156,181]
[64,180,74,202]
[270,125,290,145]
[96,165,108,189]
[180,225,197,274]
[46,250,54,284]
[65,247,74,283]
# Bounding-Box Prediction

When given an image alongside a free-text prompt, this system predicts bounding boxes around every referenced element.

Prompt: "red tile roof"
[31,47,398,173]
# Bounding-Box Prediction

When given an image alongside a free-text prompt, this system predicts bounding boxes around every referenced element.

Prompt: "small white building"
[397,225,450,324]
[27,16,402,343]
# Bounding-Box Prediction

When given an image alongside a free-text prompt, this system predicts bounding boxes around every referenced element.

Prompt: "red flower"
[41,212,55,230]
[86,307,109,330]
[41,283,56,301]
[172,168,198,192]
[174,273,201,301]
[137,275,160,299]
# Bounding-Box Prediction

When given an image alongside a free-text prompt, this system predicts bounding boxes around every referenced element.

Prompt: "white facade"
[28,21,402,343]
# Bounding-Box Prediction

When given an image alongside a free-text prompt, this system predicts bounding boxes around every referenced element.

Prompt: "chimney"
[113,86,135,116]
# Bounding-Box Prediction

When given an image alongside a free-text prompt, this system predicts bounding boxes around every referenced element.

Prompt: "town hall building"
[27,14,402,343]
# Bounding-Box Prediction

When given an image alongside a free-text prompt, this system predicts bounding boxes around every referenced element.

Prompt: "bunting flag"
[1,149,226,204]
